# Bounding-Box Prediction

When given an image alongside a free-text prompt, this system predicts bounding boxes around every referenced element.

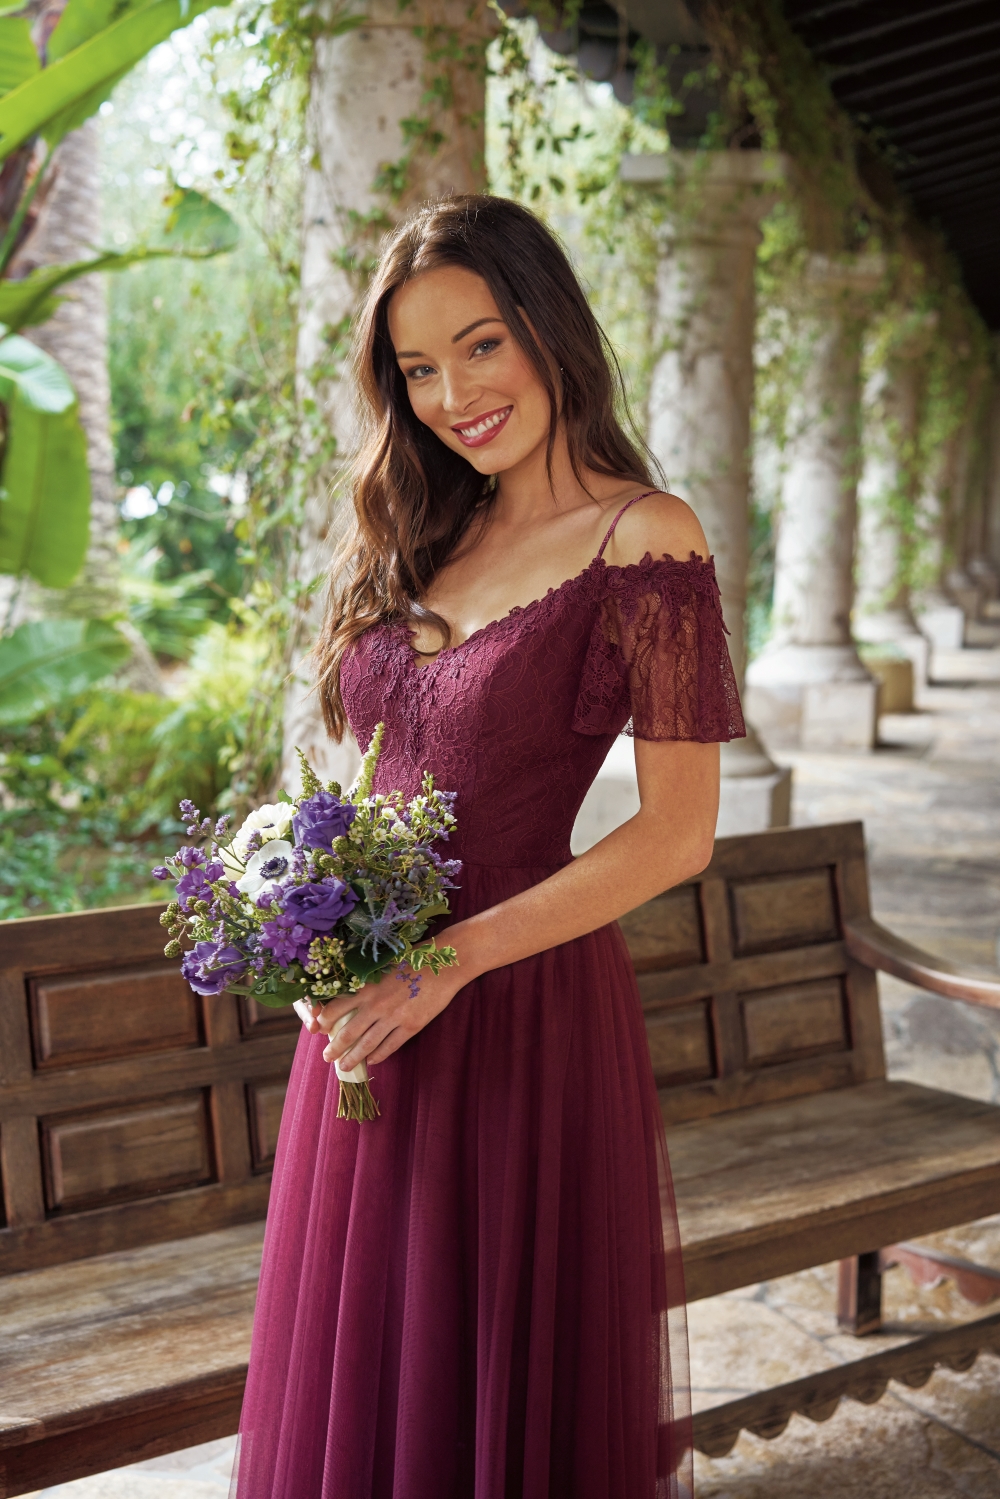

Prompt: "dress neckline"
[401,550,712,672]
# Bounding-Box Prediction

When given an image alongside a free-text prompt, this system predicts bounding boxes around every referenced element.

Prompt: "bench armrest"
[844,916,1000,1010]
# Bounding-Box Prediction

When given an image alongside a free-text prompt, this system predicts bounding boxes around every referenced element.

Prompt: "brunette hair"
[315,193,655,738]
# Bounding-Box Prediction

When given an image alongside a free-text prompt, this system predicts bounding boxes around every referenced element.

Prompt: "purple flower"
[292,791,357,853]
[260,913,313,966]
[283,879,357,931]
[176,866,212,907]
[204,860,224,882]
[177,846,205,868]
[180,941,247,996]
[152,865,171,881]
[179,799,199,820]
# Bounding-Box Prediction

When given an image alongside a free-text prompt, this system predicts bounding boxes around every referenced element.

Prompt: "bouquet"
[154,725,461,1121]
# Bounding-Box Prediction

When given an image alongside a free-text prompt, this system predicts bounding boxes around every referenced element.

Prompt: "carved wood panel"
[618,822,885,1124]
[0,904,300,1274]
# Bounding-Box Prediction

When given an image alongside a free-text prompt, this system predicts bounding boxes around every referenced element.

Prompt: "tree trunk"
[282,0,495,791]
[12,119,161,690]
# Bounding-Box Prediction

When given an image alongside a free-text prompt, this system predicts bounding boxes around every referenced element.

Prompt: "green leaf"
[251,968,310,1008]
[161,186,239,253]
[343,948,389,984]
[47,0,149,62]
[0,192,240,332]
[0,618,130,724]
[0,334,90,585]
[0,0,216,160]
[0,19,40,98]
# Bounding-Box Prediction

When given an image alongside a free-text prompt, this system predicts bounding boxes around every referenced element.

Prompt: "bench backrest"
[618,820,886,1124]
[0,904,298,1275]
[0,820,885,1272]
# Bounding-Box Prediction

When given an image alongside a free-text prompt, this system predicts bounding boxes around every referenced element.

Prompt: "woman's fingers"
[326,1016,393,1066]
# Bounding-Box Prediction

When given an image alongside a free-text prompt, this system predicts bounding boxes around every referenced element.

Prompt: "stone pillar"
[746,254,884,751]
[913,416,978,650]
[282,0,495,793]
[980,375,1000,616]
[624,149,791,834]
[854,316,936,689]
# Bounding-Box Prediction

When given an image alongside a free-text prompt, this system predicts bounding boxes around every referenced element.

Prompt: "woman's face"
[387,265,554,475]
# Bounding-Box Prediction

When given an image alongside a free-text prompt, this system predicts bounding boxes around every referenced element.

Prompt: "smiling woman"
[234,195,745,1499]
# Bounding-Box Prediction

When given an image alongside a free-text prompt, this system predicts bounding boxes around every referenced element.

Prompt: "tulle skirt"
[232,862,691,1499]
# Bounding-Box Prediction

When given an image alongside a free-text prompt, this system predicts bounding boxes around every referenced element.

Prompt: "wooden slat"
[0,1375,245,1497]
[694,822,866,883]
[634,939,849,1007]
[0,904,169,971]
[670,1079,1000,1300]
[0,1117,44,1229]
[41,1095,213,1213]
[0,1033,298,1122]
[0,971,32,1088]
[0,1179,273,1275]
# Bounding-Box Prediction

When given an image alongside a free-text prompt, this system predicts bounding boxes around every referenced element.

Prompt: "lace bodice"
[340,547,745,870]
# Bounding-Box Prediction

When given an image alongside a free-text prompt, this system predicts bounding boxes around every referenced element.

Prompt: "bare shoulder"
[601,490,709,567]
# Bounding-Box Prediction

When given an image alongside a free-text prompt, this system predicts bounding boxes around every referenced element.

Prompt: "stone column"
[914,415,979,651]
[854,315,936,689]
[282,0,495,792]
[626,149,791,834]
[746,254,884,751]
[982,375,1000,603]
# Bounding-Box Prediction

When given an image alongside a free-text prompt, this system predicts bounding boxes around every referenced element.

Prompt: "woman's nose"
[439,368,480,417]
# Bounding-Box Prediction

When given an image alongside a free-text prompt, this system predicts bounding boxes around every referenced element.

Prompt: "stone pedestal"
[622,148,791,824]
[747,254,884,749]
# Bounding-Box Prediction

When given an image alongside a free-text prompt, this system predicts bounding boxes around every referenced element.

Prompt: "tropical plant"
[0,0,237,594]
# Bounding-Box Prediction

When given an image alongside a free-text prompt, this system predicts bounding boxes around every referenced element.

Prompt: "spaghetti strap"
[597,490,661,559]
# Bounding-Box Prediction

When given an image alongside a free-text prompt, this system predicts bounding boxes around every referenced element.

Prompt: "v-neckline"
[402,557,602,672]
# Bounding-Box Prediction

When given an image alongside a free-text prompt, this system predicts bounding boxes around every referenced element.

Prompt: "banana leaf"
[0,617,129,724]
[0,334,89,585]
[0,0,216,160]
[0,18,40,97]
[0,189,240,333]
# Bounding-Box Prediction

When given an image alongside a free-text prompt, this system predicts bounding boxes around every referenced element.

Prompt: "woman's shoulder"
[598,489,710,570]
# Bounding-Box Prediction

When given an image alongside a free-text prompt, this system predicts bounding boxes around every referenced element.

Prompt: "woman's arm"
[313,491,723,1070]
[313,736,719,1069]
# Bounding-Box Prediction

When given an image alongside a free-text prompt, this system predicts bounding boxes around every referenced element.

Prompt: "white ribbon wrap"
[294,1000,370,1084]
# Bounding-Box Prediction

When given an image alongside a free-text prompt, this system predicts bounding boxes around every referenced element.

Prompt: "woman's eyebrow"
[395,316,505,360]
[451,316,504,343]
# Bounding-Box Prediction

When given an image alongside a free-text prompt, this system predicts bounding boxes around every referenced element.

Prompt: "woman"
[234,195,745,1499]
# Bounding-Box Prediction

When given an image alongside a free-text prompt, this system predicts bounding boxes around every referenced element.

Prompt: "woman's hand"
[307,954,466,1069]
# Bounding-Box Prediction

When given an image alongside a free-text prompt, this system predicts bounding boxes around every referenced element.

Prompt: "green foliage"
[0,189,240,330]
[0,335,90,585]
[118,538,218,659]
[0,618,129,724]
[0,615,280,917]
[0,0,218,160]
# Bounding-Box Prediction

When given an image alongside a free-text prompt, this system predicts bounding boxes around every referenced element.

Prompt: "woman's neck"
[490,426,634,532]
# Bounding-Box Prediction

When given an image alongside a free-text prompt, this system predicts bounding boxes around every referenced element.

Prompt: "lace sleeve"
[573,555,746,742]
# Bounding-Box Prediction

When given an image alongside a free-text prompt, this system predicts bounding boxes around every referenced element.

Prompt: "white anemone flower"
[236,839,295,897]
[222,802,295,876]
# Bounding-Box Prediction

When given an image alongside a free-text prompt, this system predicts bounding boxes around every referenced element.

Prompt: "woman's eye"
[406,365,434,380]
[472,339,500,357]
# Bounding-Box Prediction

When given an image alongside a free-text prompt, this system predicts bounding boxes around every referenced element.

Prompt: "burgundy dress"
[233,499,745,1499]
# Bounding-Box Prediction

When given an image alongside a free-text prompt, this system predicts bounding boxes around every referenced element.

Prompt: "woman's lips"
[451,405,513,448]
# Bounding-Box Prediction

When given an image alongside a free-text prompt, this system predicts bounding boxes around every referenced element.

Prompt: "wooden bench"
[2,820,999,1491]
[617,819,1000,1457]
[0,905,299,1495]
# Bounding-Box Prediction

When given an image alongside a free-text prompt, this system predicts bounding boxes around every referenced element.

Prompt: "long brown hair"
[315,193,655,738]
